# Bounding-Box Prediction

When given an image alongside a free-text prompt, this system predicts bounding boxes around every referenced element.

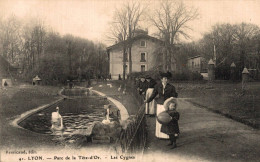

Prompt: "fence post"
[242,67,249,91]
[208,59,215,82]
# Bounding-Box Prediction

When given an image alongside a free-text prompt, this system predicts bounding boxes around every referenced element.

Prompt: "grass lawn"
[93,80,143,115]
[0,84,61,122]
[173,81,260,129]
[93,80,259,129]
[0,83,62,148]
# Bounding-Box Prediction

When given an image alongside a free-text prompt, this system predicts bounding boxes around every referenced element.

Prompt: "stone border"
[10,87,129,132]
[92,90,129,120]
[10,98,65,128]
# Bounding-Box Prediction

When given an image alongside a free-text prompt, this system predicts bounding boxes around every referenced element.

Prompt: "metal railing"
[113,80,147,156]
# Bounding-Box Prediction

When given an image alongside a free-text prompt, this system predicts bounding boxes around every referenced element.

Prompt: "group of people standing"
[136,72,180,149]
[136,75,157,115]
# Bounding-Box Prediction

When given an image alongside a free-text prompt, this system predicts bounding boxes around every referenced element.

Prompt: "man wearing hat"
[145,76,157,116]
[145,71,178,139]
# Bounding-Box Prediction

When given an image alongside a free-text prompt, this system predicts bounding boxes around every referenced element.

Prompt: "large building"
[107,32,177,80]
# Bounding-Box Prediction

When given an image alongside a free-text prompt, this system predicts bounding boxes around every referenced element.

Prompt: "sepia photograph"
[0,0,259,161]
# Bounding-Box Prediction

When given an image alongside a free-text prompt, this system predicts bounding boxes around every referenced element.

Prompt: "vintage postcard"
[0,0,259,162]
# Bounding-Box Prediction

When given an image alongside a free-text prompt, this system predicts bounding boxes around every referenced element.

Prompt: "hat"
[56,107,59,110]
[140,75,146,79]
[146,75,152,79]
[163,97,178,110]
[159,71,172,79]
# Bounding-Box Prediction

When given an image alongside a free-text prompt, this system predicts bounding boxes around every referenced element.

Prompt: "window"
[140,40,146,47]
[141,65,145,72]
[140,53,146,62]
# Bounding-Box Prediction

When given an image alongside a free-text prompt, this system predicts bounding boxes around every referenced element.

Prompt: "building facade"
[187,55,207,73]
[107,34,167,80]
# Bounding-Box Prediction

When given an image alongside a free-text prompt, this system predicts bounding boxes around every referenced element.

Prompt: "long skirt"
[155,104,170,139]
[145,88,156,115]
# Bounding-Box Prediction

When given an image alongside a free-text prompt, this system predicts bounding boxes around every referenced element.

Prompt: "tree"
[0,15,109,84]
[150,0,198,71]
[0,15,22,65]
[198,23,260,79]
[233,23,260,73]
[21,18,47,72]
[108,1,145,79]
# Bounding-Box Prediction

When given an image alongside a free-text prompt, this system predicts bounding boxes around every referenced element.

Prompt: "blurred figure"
[134,77,140,89]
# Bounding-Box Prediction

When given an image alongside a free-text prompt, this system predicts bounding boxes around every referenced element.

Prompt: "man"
[145,71,178,138]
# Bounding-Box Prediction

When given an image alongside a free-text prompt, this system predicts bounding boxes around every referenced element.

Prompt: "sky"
[1,0,260,46]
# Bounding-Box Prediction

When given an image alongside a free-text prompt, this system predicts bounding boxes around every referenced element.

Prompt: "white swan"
[51,107,64,131]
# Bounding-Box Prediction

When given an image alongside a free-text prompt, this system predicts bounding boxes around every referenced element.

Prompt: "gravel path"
[143,99,260,162]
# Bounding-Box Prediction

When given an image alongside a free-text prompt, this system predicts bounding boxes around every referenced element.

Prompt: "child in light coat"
[161,97,180,149]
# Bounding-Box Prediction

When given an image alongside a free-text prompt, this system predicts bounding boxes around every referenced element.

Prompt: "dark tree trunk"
[129,45,132,73]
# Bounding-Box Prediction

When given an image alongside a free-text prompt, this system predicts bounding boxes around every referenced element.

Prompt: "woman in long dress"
[145,76,157,116]
[145,72,178,139]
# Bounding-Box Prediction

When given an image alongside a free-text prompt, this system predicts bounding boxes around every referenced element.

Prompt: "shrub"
[128,70,203,81]
[128,71,161,81]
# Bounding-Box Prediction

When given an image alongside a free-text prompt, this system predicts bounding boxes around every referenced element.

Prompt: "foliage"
[128,69,203,81]
[149,0,199,71]
[108,1,145,79]
[178,23,260,80]
[170,70,203,81]
[199,23,260,80]
[0,15,108,85]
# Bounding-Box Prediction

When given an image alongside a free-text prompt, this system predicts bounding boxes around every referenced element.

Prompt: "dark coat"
[161,110,180,135]
[138,80,148,95]
[147,82,178,104]
[146,79,157,88]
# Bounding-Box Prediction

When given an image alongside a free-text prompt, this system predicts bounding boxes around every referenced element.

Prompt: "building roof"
[107,34,164,50]
[187,55,202,60]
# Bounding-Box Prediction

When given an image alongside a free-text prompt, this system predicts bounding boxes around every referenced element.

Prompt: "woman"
[145,72,178,139]
[145,76,157,116]
[137,76,148,98]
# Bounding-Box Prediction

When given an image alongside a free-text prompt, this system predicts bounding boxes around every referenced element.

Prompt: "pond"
[18,92,111,146]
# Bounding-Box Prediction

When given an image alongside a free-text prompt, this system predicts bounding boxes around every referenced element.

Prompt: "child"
[161,97,180,149]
